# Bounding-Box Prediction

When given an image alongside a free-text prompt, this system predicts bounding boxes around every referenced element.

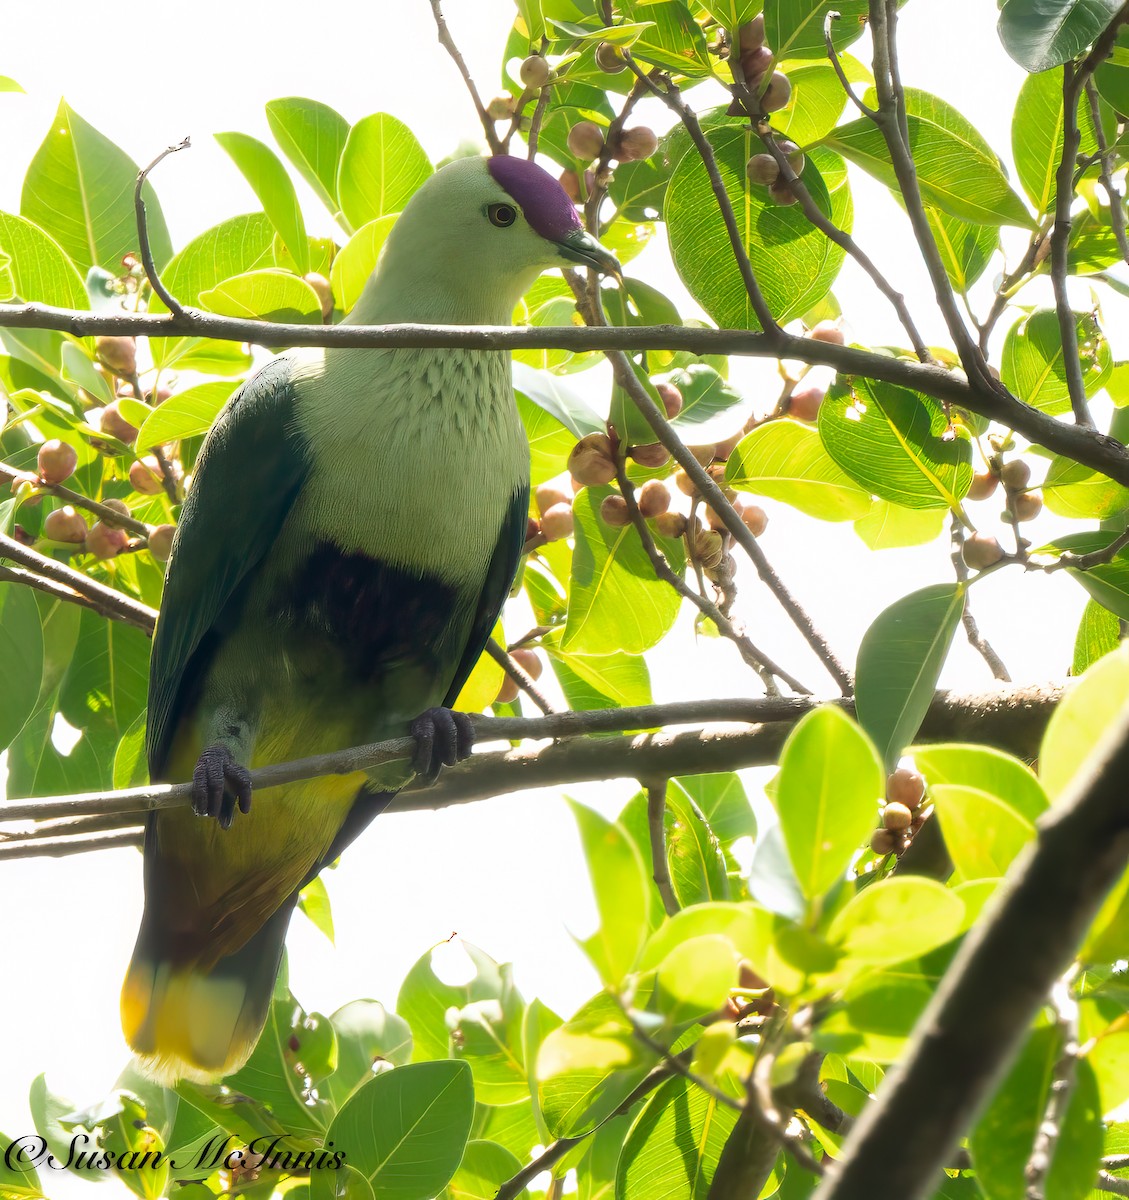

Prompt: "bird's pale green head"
[349,155,620,325]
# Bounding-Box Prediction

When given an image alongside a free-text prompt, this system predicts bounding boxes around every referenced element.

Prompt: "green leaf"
[0,583,43,753]
[828,878,964,966]
[615,1075,741,1200]
[666,123,849,328]
[266,97,351,223]
[568,799,650,984]
[1043,453,1129,518]
[298,877,335,943]
[932,784,1036,881]
[766,0,873,59]
[312,1061,474,1200]
[331,216,396,314]
[770,58,857,146]
[514,362,605,438]
[199,269,321,323]
[447,1140,525,1200]
[912,744,1049,824]
[678,772,757,846]
[971,1026,1103,1200]
[337,114,432,229]
[0,77,23,92]
[135,381,238,448]
[547,639,653,711]
[855,583,966,768]
[824,91,1034,228]
[1095,24,1129,111]
[1012,66,1104,215]
[998,0,1124,73]
[1000,308,1112,414]
[697,0,758,32]
[0,1128,42,1198]
[726,418,872,521]
[656,934,740,1021]
[517,393,576,486]
[21,100,172,274]
[926,205,1000,293]
[775,706,883,902]
[665,364,753,442]
[564,485,684,655]
[322,1000,413,1111]
[514,274,601,375]
[623,2,712,76]
[819,376,973,509]
[854,501,946,550]
[1040,642,1129,798]
[1044,531,1129,620]
[215,132,310,274]
[0,211,88,309]
[1073,597,1121,674]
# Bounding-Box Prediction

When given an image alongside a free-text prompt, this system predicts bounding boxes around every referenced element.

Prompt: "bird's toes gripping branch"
[410,707,475,783]
[192,744,254,829]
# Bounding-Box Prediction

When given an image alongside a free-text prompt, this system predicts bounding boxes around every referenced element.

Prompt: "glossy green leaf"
[1045,531,1129,621]
[971,1026,1103,1200]
[667,124,849,328]
[135,381,237,448]
[932,784,1036,881]
[513,362,604,438]
[1000,308,1112,414]
[0,211,88,309]
[0,583,43,752]
[775,706,884,901]
[21,100,172,274]
[824,90,1034,228]
[447,1141,525,1200]
[770,58,858,146]
[998,0,1123,73]
[266,96,351,222]
[816,962,938,1062]
[331,215,395,314]
[853,501,946,550]
[548,640,653,711]
[215,132,310,274]
[569,799,650,984]
[517,392,576,485]
[926,206,1000,292]
[322,1000,413,1111]
[1095,24,1129,111]
[766,0,873,59]
[1044,453,1129,518]
[726,418,871,521]
[656,935,740,1020]
[564,485,685,655]
[337,113,432,229]
[298,877,335,943]
[856,583,966,768]
[828,877,964,966]
[698,0,759,31]
[514,274,599,375]
[311,1061,474,1200]
[199,269,321,323]
[913,743,1049,824]
[0,77,23,92]
[678,772,757,846]
[0,1128,42,1198]
[1073,597,1121,674]
[625,2,712,75]
[819,376,973,509]
[665,364,752,441]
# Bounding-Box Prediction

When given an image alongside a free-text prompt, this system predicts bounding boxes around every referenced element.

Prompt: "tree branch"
[135,140,190,316]
[646,779,680,916]
[813,704,1129,1200]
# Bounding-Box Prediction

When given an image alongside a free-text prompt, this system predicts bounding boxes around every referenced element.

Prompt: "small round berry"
[689,444,716,466]
[595,41,627,73]
[95,336,137,376]
[43,505,88,544]
[85,521,128,559]
[37,439,78,485]
[654,510,687,539]
[870,828,898,856]
[638,479,670,518]
[613,126,658,163]
[769,179,798,206]
[535,483,570,517]
[559,169,581,202]
[887,767,926,807]
[966,471,999,501]
[882,802,914,832]
[129,457,165,495]
[655,381,683,419]
[100,498,133,528]
[674,469,697,497]
[740,45,774,87]
[999,459,1031,492]
[567,121,606,161]
[303,272,334,321]
[746,154,780,187]
[496,674,520,704]
[519,54,551,89]
[510,648,543,680]
[808,321,846,345]
[1011,489,1043,522]
[487,94,517,122]
[789,382,825,422]
[737,498,768,536]
[737,15,765,52]
[541,502,575,541]
[94,402,139,446]
[600,493,631,527]
[777,139,805,173]
[961,533,1004,570]
[147,524,176,562]
[760,72,792,112]
[568,433,618,487]
[630,442,671,468]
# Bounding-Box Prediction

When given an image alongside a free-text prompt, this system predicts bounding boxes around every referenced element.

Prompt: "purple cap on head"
[487,156,582,242]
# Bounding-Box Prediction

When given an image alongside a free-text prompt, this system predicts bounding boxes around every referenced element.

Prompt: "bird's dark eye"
[488,203,518,228]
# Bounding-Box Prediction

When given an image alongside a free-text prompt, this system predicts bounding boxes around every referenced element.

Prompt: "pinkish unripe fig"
[887,767,926,807]
[690,444,717,465]
[740,45,774,87]
[808,320,845,345]
[760,71,792,112]
[43,505,88,544]
[1011,489,1043,522]
[568,121,606,161]
[93,402,139,446]
[613,126,658,162]
[882,802,914,831]
[746,154,780,186]
[510,648,543,680]
[713,430,744,461]
[129,457,165,495]
[99,497,132,529]
[526,516,541,542]
[638,478,670,518]
[870,828,897,856]
[559,169,582,202]
[95,336,137,376]
[600,493,631,526]
[487,93,517,121]
[630,442,671,468]
[654,510,687,539]
[999,459,1031,492]
[520,54,551,89]
[541,502,575,541]
[595,41,627,73]
[37,439,77,484]
[737,14,765,52]
[962,533,1004,570]
[496,674,520,704]
[788,382,826,422]
[303,272,334,321]
[777,139,805,172]
[147,524,176,562]
[535,482,571,517]
[736,498,768,536]
[656,381,683,418]
[966,471,999,501]
[674,469,697,497]
[769,179,798,206]
[568,433,617,487]
[86,521,128,559]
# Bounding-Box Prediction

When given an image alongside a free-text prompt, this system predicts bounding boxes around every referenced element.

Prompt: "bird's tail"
[120,894,297,1086]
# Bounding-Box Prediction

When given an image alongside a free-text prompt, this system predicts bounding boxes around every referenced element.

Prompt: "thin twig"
[1024,971,1080,1200]
[484,639,558,714]
[1098,1172,1129,1197]
[823,12,877,118]
[646,779,680,916]
[427,0,504,155]
[135,139,189,316]
[0,462,152,538]
[1085,79,1129,266]
[525,81,552,160]
[1043,525,1129,572]
[950,520,1011,681]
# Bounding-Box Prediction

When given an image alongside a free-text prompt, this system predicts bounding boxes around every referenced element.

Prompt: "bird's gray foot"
[192,744,253,828]
[410,707,475,783]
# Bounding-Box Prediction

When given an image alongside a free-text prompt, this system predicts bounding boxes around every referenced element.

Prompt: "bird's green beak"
[555,227,622,278]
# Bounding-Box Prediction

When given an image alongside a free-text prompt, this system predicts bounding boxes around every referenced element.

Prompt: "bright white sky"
[0,2,1116,1195]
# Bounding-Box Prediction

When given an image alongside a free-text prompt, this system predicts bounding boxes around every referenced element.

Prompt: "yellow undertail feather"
[121,960,261,1085]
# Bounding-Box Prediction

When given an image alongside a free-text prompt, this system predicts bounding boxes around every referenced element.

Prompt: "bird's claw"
[192,744,253,829]
[410,707,475,783]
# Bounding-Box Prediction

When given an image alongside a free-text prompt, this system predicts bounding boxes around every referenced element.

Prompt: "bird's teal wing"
[146,357,310,776]
[442,483,530,707]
